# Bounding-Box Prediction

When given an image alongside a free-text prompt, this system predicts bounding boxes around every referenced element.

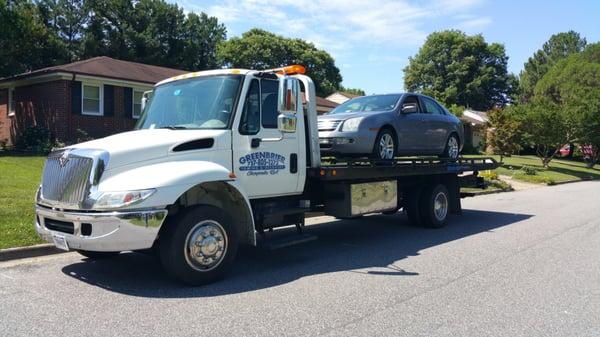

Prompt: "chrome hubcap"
[433,192,448,221]
[184,220,227,271]
[379,133,395,159]
[448,137,459,159]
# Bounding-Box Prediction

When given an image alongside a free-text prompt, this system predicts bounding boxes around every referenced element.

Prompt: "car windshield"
[328,94,401,114]
[135,75,242,130]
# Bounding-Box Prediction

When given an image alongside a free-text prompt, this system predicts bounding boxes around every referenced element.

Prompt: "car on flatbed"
[34,65,498,285]
[318,93,463,160]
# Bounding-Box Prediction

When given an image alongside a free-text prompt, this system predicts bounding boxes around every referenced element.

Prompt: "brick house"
[0,56,187,146]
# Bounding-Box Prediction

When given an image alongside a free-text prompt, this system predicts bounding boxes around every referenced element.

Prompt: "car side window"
[422,97,445,115]
[261,79,279,128]
[239,79,260,135]
[402,95,422,113]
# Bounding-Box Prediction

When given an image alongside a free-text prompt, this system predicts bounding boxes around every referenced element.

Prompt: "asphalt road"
[1,181,599,337]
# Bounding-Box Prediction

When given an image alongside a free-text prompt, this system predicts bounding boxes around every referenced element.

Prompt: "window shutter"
[104,85,114,116]
[71,81,82,115]
[124,87,133,118]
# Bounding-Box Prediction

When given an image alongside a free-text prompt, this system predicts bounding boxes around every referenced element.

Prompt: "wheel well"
[378,125,397,147]
[160,182,255,246]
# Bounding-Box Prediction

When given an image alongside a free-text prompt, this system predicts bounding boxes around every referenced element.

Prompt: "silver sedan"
[318,93,464,160]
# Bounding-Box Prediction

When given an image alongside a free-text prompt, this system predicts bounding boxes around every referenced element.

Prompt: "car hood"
[69,129,227,170]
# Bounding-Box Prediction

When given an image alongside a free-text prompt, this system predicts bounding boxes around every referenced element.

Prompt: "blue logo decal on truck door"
[239,152,286,176]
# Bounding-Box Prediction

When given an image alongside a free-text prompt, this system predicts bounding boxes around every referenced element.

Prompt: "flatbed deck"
[311,157,499,181]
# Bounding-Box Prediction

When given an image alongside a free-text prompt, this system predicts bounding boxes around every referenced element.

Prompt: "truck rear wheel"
[159,205,239,286]
[419,184,450,228]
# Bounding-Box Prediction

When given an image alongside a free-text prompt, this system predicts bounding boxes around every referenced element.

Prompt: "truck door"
[232,77,302,198]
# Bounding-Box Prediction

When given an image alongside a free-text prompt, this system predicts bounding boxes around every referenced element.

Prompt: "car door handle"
[251,138,261,148]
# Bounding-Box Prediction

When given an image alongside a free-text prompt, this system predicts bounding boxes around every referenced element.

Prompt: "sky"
[175,0,600,95]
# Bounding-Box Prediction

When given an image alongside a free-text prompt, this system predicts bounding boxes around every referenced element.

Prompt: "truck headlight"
[93,189,156,209]
[341,117,363,132]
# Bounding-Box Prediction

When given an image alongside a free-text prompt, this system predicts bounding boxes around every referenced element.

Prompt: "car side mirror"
[278,77,300,114]
[401,104,417,114]
[277,113,297,133]
[141,90,153,111]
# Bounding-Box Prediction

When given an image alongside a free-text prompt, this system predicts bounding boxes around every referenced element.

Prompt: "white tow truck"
[34,65,498,285]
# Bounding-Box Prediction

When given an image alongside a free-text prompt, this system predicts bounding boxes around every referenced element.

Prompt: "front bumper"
[35,205,168,252]
[318,130,376,155]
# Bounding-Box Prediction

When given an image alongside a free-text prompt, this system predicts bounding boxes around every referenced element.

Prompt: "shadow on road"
[62,209,531,297]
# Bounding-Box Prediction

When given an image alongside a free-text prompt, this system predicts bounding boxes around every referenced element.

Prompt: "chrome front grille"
[41,150,93,206]
[318,119,342,131]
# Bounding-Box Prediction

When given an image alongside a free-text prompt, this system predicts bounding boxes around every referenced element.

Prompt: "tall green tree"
[180,12,226,70]
[218,29,342,97]
[534,43,600,167]
[37,0,86,62]
[0,0,65,77]
[486,106,522,163]
[519,31,587,102]
[404,30,514,111]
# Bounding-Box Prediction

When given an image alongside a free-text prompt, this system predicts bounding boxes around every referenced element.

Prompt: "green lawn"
[0,155,45,249]
[469,154,600,185]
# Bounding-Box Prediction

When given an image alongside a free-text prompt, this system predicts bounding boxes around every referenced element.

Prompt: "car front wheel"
[373,129,396,160]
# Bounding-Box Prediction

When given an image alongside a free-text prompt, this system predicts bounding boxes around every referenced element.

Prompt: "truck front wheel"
[159,205,239,286]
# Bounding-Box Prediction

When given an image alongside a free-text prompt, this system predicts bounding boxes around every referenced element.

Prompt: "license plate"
[52,234,69,251]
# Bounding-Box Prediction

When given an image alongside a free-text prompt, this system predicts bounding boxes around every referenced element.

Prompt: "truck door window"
[261,79,279,128]
[239,79,260,135]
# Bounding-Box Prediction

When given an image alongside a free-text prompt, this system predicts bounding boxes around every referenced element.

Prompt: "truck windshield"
[328,94,402,114]
[135,75,242,130]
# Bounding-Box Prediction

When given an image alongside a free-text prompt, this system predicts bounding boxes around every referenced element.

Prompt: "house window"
[82,84,103,116]
[8,88,15,116]
[133,90,143,118]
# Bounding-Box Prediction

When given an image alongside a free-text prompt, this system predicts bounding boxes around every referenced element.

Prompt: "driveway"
[1,181,599,336]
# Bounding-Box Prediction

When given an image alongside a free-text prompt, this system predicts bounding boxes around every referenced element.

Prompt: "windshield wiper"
[159,126,188,130]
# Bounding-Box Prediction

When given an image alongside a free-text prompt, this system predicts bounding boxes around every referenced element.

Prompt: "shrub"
[479,170,498,180]
[520,166,538,175]
[15,126,55,154]
[75,128,94,143]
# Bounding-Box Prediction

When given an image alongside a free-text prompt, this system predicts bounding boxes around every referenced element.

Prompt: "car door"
[419,96,449,153]
[232,77,301,198]
[394,94,425,154]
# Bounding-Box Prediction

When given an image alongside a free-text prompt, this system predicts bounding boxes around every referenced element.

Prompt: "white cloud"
[457,17,492,30]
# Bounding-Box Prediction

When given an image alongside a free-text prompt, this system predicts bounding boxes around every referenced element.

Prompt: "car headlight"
[341,117,363,132]
[93,189,156,209]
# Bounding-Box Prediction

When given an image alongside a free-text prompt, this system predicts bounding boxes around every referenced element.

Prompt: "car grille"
[41,150,93,206]
[317,119,343,131]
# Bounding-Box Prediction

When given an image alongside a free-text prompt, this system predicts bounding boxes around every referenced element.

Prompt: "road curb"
[0,243,66,262]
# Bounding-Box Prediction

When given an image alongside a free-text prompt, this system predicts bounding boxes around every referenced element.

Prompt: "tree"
[404,30,513,111]
[486,106,522,163]
[180,12,226,70]
[0,0,66,77]
[37,0,87,62]
[534,43,600,168]
[522,97,571,168]
[339,87,365,96]
[519,31,587,102]
[218,29,342,97]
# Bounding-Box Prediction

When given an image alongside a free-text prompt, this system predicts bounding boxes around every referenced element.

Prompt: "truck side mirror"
[278,77,300,114]
[277,113,297,133]
[141,90,153,111]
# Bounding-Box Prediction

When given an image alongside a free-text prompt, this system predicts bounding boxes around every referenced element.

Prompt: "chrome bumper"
[35,205,168,252]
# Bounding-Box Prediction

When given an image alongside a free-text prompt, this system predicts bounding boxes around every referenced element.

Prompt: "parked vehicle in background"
[318,93,464,160]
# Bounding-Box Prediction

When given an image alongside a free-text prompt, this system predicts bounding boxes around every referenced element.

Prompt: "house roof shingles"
[0,56,188,85]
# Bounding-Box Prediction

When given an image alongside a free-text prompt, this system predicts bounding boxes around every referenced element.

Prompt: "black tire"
[404,188,422,226]
[419,184,450,228]
[441,134,460,161]
[159,205,239,286]
[372,128,396,160]
[77,250,120,259]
